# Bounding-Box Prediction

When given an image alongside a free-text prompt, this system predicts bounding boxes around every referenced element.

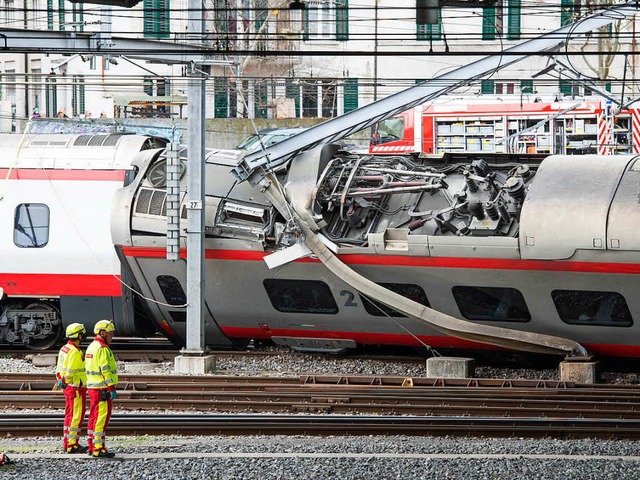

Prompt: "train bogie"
[0,134,166,349]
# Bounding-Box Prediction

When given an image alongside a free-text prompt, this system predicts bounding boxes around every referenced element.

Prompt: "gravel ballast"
[1,349,639,479]
[1,435,640,479]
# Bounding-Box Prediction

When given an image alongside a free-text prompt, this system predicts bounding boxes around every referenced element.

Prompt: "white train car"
[0,133,166,349]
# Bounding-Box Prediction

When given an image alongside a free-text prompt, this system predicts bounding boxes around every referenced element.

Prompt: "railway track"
[2,374,640,439]
[4,413,640,438]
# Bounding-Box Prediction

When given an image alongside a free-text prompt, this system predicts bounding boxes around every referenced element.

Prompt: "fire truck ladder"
[598,100,615,155]
[234,2,639,356]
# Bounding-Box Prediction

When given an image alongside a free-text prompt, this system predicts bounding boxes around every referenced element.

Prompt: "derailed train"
[2,132,639,357]
[0,134,167,349]
[110,141,640,358]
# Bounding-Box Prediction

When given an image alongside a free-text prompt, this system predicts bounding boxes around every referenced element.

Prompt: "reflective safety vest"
[85,336,118,390]
[55,341,87,388]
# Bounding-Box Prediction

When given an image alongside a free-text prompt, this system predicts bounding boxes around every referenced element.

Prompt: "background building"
[0,0,636,127]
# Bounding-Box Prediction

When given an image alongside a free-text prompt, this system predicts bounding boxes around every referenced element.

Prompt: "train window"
[157,275,187,306]
[452,286,531,322]
[14,203,50,248]
[360,283,430,317]
[263,279,338,314]
[552,290,633,327]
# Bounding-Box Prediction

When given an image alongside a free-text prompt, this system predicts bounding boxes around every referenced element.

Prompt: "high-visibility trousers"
[87,389,113,454]
[63,386,87,450]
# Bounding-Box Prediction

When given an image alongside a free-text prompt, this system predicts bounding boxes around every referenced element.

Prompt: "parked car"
[236,127,307,153]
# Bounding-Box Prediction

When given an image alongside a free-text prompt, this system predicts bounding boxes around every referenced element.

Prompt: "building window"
[417,5,442,41]
[343,78,358,113]
[142,77,169,96]
[452,286,531,322]
[212,0,236,50]
[496,83,515,94]
[4,67,16,104]
[214,77,228,118]
[304,0,347,40]
[561,0,580,26]
[144,0,170,39]
[72,75,85,117]
[301,79,336,118]
[45,75,57,118]
[254,0,268,31]
[14,203,50,248]
[302,80,318,117]
[520,79,533,94]
[157,275,187,306]
[254,0,269,54]
[263,279,339,314]
[559,79,573,96]
[254,81,268,118]
[72,2,83,32]
[57,0,65,30]
[483,0,520,40]
[4,0,16,26]
[47,0,53,30]
[552,290,632,327]
[335,0,349,40]
[31,58,42,111]
[482,5,497,40]
[285,78,300,118]
[360,283,430,317]
[143,76,153,96]
[481,80,495,94]
[507,0,520,40]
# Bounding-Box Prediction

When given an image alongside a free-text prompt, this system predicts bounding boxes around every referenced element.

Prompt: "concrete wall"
[204,118,325,149]
[204,118,371,150]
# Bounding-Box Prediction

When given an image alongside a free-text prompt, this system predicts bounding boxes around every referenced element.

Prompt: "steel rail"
[3,390,640,417]
[3,374,640,423]
[3,413,640,439]
[2,373,640,391]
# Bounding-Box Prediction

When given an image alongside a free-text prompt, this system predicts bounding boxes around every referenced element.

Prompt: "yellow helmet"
[66,323,86,339]
[94,319,115,335]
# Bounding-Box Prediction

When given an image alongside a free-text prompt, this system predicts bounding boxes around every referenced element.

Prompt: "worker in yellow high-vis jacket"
[55,323,88,454]
[85,319,118,458]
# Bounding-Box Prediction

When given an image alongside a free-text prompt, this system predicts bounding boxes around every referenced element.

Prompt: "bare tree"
[577,0,624,81]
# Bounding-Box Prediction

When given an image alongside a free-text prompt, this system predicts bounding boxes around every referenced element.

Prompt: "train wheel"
[24,303,63,351]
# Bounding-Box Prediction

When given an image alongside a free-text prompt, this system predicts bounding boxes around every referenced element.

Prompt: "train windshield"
[371,117,405,146]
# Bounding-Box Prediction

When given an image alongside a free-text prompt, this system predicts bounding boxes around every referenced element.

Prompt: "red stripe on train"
[0,169,126,181]
[0,274,122,296]
[120,246,640,274]
[219,326,640,358]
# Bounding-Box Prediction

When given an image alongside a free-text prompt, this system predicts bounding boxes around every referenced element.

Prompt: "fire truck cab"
[370,98,638,156]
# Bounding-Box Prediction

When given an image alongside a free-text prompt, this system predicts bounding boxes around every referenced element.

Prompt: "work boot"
[67,445,88,454]
[92,450,115,458]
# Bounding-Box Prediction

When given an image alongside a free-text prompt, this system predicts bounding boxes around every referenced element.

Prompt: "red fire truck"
[370,99,640,156]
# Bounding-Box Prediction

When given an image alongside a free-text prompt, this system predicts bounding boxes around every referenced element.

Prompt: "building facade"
[0,0,635,126]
